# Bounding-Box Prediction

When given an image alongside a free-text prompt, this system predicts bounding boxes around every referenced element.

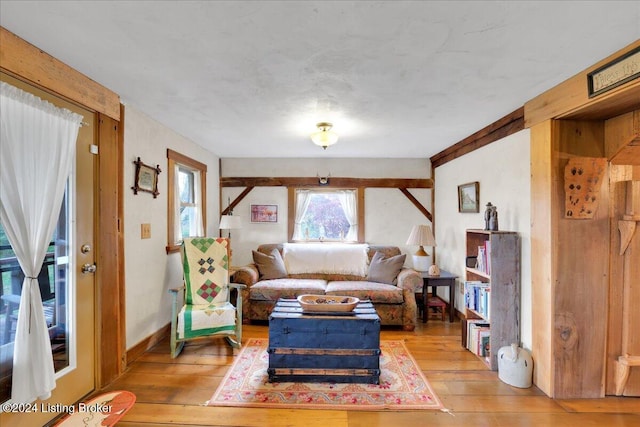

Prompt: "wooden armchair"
[169,237,245,358]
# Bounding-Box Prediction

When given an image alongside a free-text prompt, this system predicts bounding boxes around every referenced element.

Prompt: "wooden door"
[0,74,97,426]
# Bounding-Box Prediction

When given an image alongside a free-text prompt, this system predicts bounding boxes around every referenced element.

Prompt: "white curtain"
[192,170,204,236]
[0,82,82,403]
[292,189,312,240]
[173,163,183,242]
[337,190,358,241]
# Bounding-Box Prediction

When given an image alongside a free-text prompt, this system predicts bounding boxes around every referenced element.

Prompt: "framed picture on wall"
[251,204,278,223]
[132,157,161,198]
[458,182,479,213]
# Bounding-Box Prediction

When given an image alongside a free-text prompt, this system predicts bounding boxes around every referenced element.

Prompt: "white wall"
[221,158,432,266]
[433,130,532,350]
[123,105,220,350]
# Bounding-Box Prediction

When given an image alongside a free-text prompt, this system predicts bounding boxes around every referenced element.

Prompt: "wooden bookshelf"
[462,229,520,370]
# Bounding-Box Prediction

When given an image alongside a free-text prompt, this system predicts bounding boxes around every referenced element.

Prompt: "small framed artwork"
[251,204,278,223]
[132,157,161,198]
[458,182,479,213]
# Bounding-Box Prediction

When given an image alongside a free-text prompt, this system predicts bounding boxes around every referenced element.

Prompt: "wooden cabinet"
[462,229,520,370]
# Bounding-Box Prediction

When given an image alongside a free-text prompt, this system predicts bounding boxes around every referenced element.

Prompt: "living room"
[1,2,639,426]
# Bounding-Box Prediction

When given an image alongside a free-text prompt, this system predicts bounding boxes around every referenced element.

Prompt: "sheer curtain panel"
[337,190,358,241]
[292,190,312,240]
[0,82,82,403]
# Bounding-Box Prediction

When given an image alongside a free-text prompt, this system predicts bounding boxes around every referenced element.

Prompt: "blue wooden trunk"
[268,299,381,384]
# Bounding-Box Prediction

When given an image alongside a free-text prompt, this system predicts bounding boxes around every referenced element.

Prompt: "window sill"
[166,244,181,254]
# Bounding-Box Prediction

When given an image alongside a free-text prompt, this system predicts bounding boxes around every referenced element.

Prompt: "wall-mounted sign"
[587,46,640,98]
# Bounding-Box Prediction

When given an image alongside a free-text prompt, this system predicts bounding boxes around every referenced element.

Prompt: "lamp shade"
[405,225,436,247]
[219,215,242,230]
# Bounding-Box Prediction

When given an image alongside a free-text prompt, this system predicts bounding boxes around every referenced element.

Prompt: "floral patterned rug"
[207,338,443,411]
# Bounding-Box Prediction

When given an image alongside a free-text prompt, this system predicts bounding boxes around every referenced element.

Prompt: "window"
[290,188,363,242]
[0,194,70,403]
[167,149,207,253]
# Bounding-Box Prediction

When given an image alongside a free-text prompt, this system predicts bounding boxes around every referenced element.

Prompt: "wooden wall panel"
[96,114,125,386]
[605,111,640,161]
[621,214,640,395]
[530,120,554,397]
[606,179,627,395]
[552,120,608,398]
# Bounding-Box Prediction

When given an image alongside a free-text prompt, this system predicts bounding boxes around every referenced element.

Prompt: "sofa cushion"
[249,279,328,301]
[366,251,406,284]
[325,281,404,304]
[252,248,287,280]
[283,243,368,276]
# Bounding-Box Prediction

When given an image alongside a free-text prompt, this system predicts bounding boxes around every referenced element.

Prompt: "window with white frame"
[166,149,207,253]
[291,189,359,242]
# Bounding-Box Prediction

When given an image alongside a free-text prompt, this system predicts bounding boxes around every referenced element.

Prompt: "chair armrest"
[229,282,247,290]
[232,264,259,287]
[397,268,422,293]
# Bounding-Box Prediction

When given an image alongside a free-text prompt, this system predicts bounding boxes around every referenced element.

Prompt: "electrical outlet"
[141,223,151,239]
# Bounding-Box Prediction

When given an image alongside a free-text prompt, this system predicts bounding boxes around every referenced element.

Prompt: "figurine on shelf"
[484,202,494,230]
[489,205,499,231]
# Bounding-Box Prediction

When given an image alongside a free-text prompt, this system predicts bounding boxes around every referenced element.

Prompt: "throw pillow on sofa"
[252,248,287,280]
[367,251,406,284]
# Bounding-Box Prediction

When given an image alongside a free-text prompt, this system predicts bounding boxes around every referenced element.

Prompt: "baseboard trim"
[126,323,170,365]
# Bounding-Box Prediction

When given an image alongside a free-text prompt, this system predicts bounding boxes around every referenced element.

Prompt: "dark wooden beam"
[430,107,525,168]
[221,177,433,188]
[399,188,432,222]
[222,186,255,215]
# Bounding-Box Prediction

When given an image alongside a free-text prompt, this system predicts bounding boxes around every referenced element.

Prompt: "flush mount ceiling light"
[310,122,338,150]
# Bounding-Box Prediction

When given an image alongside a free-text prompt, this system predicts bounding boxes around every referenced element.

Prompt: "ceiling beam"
[430,107,525,169]
[220,177,433,188]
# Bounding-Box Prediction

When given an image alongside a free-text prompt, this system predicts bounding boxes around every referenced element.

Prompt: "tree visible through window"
[292,189,358,241]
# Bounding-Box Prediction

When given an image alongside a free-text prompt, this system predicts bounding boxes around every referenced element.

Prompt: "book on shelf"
[479,285,491,321]
[479,329,491,357]
[476,246,486,272]
[484,240,491,275]
[466,321,490,356]
[464,281,490,318]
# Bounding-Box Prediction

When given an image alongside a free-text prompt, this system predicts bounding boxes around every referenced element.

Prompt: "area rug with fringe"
[207,338,443,411]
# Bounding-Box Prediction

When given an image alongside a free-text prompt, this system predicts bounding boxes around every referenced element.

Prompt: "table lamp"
[406,224,439,275]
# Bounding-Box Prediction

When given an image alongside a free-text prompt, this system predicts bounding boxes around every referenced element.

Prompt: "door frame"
[0,27,125,390]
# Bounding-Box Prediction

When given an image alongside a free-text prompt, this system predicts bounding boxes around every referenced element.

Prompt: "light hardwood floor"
[101,319,639,426]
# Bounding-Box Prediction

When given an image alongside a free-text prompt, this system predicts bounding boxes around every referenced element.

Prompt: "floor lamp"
[219,215,242,264]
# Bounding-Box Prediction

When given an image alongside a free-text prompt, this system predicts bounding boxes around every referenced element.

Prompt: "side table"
[420,270,457,323]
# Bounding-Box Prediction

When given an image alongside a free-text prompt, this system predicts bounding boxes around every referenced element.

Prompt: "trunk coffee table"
[267,298,381,384]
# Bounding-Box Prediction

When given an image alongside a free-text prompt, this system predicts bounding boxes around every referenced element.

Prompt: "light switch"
[141,223,151,239]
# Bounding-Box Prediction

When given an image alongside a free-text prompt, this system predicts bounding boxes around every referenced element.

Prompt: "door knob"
[81,263,97,274]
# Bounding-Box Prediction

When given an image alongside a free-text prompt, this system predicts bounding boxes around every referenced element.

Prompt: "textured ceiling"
[1,1,639,158]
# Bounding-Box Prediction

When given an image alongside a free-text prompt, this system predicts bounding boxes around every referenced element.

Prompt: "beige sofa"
[233,243,422,331]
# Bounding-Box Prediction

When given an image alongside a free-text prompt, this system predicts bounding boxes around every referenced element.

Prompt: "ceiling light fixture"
[310,122,338,150]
